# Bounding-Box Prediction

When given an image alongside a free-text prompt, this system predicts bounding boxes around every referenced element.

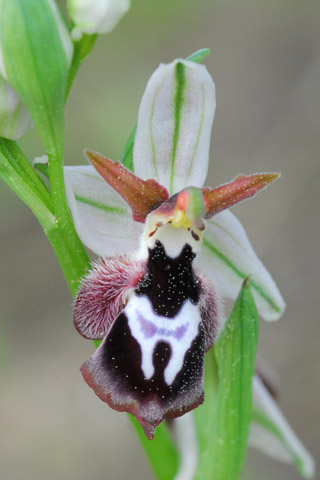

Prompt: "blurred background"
[0,0,319,478]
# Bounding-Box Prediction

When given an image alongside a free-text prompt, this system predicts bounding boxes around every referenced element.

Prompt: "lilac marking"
[137,312,188,340]
[158,324,188,340]
[173,324,187,340]
[138,313,157,338]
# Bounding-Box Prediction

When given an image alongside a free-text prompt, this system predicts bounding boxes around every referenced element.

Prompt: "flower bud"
[0,75,32,140]
[67,0,130,40]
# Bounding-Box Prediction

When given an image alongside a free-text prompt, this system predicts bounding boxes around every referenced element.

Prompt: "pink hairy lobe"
[73,254,146,340]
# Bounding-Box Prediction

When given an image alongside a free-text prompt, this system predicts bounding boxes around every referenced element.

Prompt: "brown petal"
[85,150,169,222]
[202,173,280,219]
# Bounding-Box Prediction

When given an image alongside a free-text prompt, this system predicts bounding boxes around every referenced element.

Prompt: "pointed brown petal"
[203,173,280,219]
[85,150,169,223]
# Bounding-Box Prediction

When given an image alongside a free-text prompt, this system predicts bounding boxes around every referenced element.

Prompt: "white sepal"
[64,165,143,256]
[133,59,216,195]
[196,210,285,321]
[250,376,315,478]
[67,0,130,40]
[0,75,33,140]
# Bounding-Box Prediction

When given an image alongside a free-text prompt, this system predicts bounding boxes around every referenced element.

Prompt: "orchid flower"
[64,58,283,433]
[61,56,312,474]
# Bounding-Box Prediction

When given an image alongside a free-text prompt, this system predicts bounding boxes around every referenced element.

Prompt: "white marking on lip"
[125,295,201,385]
[146,223,202,258]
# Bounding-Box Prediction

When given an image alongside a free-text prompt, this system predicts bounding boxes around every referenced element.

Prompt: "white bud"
[67,0,130,40]
[0,75,33,140]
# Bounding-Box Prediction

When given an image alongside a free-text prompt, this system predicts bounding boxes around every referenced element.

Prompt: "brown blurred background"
[0,0,319,479]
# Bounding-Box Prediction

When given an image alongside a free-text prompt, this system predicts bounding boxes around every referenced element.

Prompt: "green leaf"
[129,416,178,480]
[0,139,53,220]
[33,160,49,179]
[0,0,72,158]
[186,48,211,64]
[194,278,259,480]
[119,124,136,171]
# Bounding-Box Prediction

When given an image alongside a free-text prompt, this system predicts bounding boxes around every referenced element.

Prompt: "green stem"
[47,225,90,296]
[65,34,97,100]
[37,33,99,293]
[47,144,90,292]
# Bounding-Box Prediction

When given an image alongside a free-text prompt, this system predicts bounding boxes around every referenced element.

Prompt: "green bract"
[194,279,259,480]
[0,0,73,158]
